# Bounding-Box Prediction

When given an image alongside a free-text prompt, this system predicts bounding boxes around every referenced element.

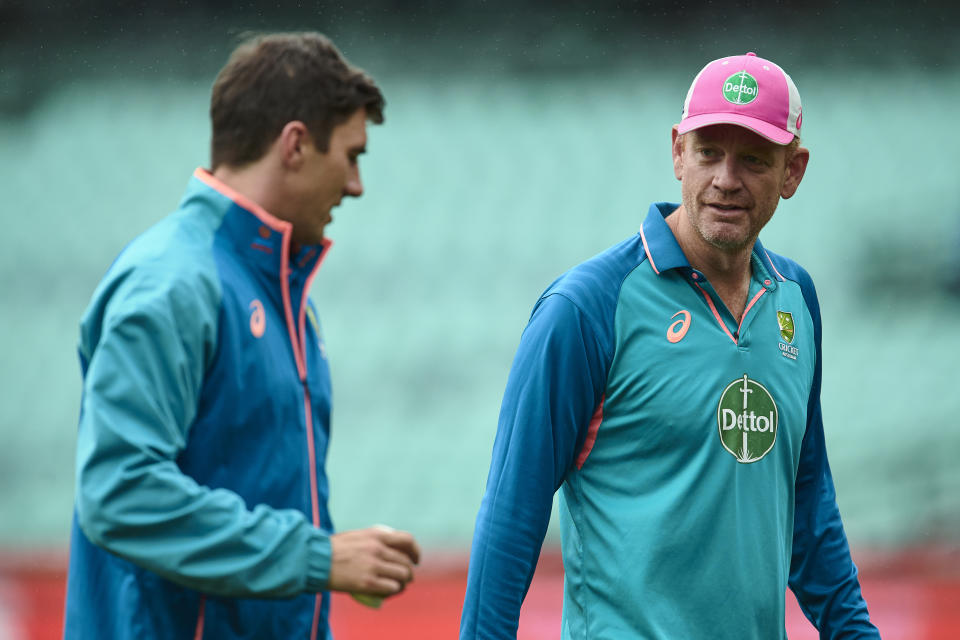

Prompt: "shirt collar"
[639,202,689,274]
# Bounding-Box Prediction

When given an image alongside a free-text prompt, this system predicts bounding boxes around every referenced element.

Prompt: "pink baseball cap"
[678,52,802,145]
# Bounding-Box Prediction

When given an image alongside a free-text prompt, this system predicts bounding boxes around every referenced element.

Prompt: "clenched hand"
[327,526,421,598]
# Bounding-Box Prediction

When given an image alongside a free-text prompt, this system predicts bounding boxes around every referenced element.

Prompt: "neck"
[667,205,754,322]
[212,163,306,257]
[212,162,282,220]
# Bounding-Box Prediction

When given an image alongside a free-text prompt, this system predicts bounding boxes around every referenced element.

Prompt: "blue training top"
[64,169,336,639]
[460,203,880,639]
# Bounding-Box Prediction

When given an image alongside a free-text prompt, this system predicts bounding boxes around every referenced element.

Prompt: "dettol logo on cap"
[717,374,778,463]
[722,71,758,105]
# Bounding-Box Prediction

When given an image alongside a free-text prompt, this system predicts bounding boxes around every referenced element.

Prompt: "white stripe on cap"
[681,62,713,119]
[767,59,803,138]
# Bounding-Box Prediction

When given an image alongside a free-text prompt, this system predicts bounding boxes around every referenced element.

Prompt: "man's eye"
[699,148,717,158]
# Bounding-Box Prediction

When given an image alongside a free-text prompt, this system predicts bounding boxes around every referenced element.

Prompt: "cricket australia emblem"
[717,374,778,464]
[776,310,799,360]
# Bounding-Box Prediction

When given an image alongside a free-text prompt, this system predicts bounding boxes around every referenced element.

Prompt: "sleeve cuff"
[304,528,332,592]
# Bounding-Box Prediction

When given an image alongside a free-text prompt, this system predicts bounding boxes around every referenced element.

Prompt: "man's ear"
[671,126,683,181]
[278,121,310,169]
[780,146,810,199]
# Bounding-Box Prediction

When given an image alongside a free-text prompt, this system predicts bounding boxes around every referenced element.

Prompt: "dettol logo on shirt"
[717,374,778,463]
[722,71,758,105]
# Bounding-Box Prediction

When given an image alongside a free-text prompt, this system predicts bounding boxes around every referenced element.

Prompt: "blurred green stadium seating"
[1,3,958,555]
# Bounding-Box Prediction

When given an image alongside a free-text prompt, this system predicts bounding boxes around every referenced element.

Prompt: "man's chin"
[707,236,754,253]
[313,217,333,240]
[700,226,754,253]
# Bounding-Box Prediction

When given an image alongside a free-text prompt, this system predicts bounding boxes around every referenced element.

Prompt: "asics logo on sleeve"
[249,299,266,338]
[666,310,691,343]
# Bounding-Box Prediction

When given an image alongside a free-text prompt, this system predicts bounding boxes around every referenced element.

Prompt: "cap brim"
[677,113,795,145]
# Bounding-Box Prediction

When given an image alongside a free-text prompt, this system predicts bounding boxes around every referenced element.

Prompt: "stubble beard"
[683,192,778,256]
[695,218,755,253]
[680,195,749,255]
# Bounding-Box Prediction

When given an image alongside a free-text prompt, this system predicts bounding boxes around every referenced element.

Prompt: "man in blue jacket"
[64,32,420,639]
[460,53,880,639]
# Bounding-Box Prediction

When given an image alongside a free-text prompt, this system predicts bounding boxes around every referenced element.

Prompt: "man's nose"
[344,169,363,197]
[712,156,742,192]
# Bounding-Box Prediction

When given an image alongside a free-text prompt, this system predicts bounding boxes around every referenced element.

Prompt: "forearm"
[789,404,879,638]
[77,451,331,598]
[460,472,555,638]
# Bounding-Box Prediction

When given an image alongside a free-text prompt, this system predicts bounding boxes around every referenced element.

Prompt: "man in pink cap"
[461,53,880,639]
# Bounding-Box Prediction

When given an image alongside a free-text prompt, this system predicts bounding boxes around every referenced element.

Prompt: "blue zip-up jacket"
[64,169,337,639]
[461,203,880,639]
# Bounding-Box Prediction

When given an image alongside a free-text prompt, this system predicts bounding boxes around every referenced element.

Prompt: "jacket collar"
[189,168,333,279]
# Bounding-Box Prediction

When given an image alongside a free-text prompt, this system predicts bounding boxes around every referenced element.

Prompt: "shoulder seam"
[540,248,648,348]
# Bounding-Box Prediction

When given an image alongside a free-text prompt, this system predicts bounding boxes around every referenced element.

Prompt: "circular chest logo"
[717,374,778,463]
[722,71,759,105]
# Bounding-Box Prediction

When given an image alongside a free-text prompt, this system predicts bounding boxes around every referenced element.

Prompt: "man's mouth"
[706,202,748,213]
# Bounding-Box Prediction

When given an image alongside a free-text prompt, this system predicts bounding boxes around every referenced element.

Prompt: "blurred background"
[1,0,959,637]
